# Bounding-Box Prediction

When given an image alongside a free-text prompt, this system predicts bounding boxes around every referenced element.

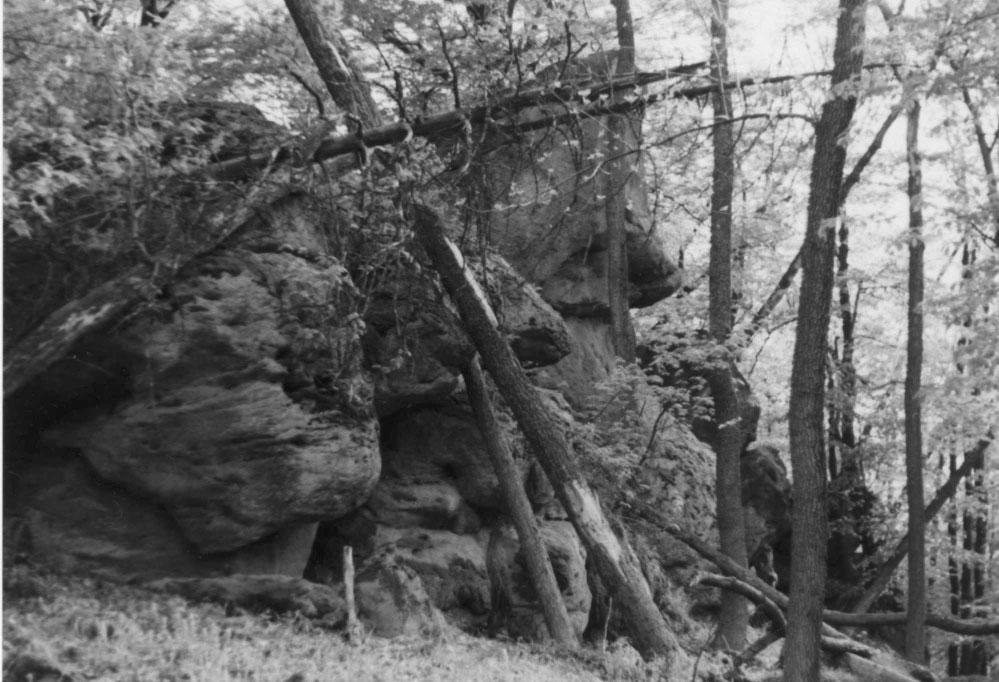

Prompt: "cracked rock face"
[473,53,682,315]
[363,250,571,417]
[42,196,381,555]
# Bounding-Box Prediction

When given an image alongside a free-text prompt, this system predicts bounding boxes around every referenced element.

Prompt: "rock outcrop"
[4,80,729,646]
[363,251,570,417]
[474,51,682,315]
[741,444,793,588]
[11,194,381,573]
[486,520,591,639]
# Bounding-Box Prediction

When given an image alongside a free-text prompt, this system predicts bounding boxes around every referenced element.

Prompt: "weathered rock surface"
[28,195,380,561]
[379,407,502,512]
[12,445,322,579]
[363,251,570,416]
[355,558,445,638]
[368,526,491,622]
[148,574,348,620]
[362,258,473,417]
[470,253,572,368]
[473,53,681,311]
[532,318,619,408]
[366,478,482,534]
[540,234,683,317]
[486,520,590,639]
[741,444,792,587]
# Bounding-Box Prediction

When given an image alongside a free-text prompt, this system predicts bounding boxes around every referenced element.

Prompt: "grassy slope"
[3,567,677,682]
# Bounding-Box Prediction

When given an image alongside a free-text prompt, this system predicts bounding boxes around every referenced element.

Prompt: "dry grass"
[3,567,665,682]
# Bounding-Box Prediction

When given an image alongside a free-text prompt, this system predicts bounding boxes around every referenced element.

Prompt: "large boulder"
[363,251,570,417]
[472,52,681,311]
[741,444,792,588]
[366,478,482,534]
[33,195,380,558]
[368,526,491,627]
[354,556,446,638]
[10,451,318,578]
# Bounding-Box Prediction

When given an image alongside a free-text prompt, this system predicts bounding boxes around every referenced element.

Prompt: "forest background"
[3,0,998,679]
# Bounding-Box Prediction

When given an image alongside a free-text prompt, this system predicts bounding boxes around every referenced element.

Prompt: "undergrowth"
[2,566,669,682]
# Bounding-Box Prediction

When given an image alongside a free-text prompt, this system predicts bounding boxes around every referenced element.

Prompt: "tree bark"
[700,573,785,635]
[412,204,676,661]
[960,86,999,239]
[283,0,381,125]
[903,98,927,664]
[785,1,865,678]
[462,356,578,647]
[705,0,748,652]
[606,0,638,360]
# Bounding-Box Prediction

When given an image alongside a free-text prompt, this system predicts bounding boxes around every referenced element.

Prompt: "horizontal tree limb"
[201,63,900,183]
[699,573,786,634]
[851,437,993,614]
[624,502,999,638]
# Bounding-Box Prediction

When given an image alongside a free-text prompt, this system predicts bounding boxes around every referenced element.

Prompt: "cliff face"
[4,93,730,639]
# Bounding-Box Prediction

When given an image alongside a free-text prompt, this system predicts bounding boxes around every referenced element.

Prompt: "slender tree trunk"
[785,1,865,678]
[960,86,999,238]
[606,0,638,360]
[851,438,991,614]
[706,0,748,652]
[743,96,907,345]
[829,220,869,594]
[903,98,927,664]
[412,204,676,661]
[463,356,578,647]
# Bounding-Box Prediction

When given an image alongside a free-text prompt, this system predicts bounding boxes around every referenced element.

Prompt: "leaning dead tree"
[412,204,677,660]
[463,357,578,646]
[289,0,580,648]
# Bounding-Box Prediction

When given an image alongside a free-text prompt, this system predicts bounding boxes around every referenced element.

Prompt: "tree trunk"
[903,98,927,664]
[851,438,991,614]
[706,0,748,652]
[281,4,577,648]
[785,0,865,678]
[462,356,578,647]
[743,97,905,345]
[606,0,638,360]
[412,204,676,661]
[960,86,999,238]
[283,0,381,125]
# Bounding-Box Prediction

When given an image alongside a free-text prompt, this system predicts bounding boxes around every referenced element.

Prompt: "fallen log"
[626,502,999,637]
[698,573,785,635]
[851,437,993,614]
